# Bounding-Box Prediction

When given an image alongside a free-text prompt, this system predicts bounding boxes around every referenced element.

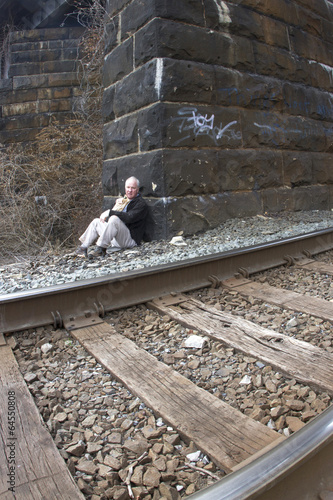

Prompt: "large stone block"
[262,185,330,213]
[104,19,119,54]
[103,113,139,159]
[289,27,330,64]
[103,38,133,88]
[47,72,80,87]
[217,149,284,190]
[0,79,12,92]
[282,83,333,121]
[292,186,330,211]
[163,149,220,196]
[159,58,215,105]
[205,2,289,50]
[2,101,37,117]
[136,103,242,152]
[102,151,165,196]
[42,60,78,74]
[10,41,40,52]
[166,191,262,236]
[322,18,333,45]
[296,6,322,38]
[312,153,333,184]
[49,99,72,112]
[9,62,42,77]
[0,88,37,105]
[112,60,156,117]
[134,18,255,71]
[120,0,205,41]
[215,69,283,112]
[225,0,298,26]
[0,127,41,144]
[102,85,115,122]
[311,63,333,93]
[261,187,297,213]
[282,152,313,187]
[11,50,41,64]
[108,58,216,120]
[293,0,331,20]
[0,114,41,130]
[240,109,328,152]
[252,42,298,82]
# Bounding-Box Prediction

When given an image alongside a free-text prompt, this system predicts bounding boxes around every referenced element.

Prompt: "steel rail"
[1,227,333,334]
[188,404,333,500]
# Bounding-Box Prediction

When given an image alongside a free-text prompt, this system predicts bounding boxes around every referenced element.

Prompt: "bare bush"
[0,121,103,259]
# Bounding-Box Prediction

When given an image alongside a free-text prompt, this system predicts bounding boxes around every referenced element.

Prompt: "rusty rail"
[1,228,333,334]
[189,404,333,500]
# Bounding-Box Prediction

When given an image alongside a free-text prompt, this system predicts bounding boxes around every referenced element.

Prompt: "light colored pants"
[79,215,137,249]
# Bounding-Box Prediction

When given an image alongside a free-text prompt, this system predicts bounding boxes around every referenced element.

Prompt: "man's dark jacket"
[107,194,148,245]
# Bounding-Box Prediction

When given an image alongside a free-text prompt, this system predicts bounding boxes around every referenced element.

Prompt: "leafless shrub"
[0,120,103,259]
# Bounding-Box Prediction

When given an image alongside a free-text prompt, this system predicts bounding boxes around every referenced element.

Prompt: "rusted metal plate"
[63,312,104,331]
[152,294,190,307]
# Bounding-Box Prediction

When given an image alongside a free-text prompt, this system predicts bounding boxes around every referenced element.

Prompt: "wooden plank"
[69,322,284,472]
[296,258,333,276]
[222,277,333,322]
[149,295,333,397]
[0,345,84,500]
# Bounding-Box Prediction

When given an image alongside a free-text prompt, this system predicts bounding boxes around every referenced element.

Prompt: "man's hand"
[100,209,110,222]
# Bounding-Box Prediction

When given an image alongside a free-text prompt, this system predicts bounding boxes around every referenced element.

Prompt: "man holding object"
[76,176,148,258]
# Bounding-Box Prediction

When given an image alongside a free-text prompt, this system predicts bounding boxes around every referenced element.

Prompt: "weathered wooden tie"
[149,294,333,397]
[0,343,84,500]
[69,321,284,472]
[295,257,333,276]
[222,277,333,323]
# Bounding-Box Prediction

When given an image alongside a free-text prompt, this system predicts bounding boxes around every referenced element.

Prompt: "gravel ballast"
[0,210,332,294]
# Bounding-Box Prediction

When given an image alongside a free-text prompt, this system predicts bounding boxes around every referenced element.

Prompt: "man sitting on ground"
[76,176,148,258]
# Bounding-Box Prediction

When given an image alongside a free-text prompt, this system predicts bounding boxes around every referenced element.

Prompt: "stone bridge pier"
[102,0,333,240]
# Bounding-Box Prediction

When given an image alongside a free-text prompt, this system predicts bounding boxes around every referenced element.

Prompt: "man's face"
[125,180,139,200]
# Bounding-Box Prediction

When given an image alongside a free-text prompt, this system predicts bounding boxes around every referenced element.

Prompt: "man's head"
[125,176,140,200]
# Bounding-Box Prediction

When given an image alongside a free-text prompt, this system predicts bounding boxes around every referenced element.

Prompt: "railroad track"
[1,228,333,499]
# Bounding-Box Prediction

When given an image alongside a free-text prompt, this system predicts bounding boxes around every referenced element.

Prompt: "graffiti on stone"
[172,106,241,146]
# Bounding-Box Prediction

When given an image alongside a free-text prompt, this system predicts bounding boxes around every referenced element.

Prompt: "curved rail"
[188,404,333,500]
[1,227,333,333]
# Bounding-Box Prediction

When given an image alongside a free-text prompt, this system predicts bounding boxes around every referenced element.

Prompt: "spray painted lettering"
[172,107,241,145]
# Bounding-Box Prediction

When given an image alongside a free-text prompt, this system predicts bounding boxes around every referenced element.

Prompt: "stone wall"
[0,27,84,145]
[102,0,333,240]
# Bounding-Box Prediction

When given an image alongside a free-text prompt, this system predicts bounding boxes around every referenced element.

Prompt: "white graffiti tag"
[172,107,240,145]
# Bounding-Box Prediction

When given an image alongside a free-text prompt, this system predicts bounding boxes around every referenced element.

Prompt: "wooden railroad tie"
[0,343,84,500]
[222,276,333,323]
[68,320,284,473]
[149,294,333,397]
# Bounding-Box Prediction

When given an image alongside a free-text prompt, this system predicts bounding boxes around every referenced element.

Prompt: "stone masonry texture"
[0,27,84,145]
[102,0,333,239]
